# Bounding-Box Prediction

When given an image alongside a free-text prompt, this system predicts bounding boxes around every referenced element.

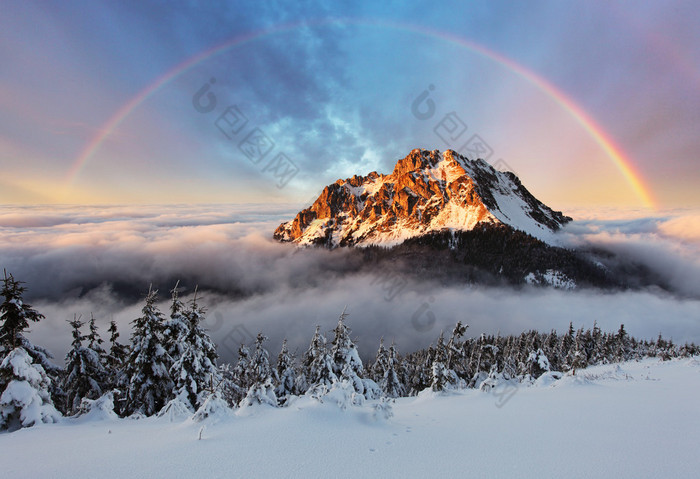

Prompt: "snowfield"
[1,357,699,478]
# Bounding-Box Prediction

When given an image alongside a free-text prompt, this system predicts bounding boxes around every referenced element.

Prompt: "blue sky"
[1,0,698,208]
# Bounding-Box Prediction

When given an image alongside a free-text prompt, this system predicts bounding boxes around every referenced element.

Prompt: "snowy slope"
[2,357,699,478]
[274,149,571,248]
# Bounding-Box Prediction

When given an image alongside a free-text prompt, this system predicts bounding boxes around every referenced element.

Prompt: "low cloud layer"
[30,280,700,365]
[1,204,699,364]
[560,207,700,297]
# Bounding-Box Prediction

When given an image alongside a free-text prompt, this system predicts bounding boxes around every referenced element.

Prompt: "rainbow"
[65,18,656,209]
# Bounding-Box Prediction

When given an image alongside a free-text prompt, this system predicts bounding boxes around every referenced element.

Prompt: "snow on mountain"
[525,270,577,289]
[1,357,699,478]
[274,149,571,247]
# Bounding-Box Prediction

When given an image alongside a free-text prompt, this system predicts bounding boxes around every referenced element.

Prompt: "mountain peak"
[274,149,571,248]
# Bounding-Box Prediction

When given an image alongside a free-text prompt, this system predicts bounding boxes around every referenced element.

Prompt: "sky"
[1,0,699,209]
[1,2,700,363]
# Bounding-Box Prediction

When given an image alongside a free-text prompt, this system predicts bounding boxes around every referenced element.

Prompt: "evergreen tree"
[162,282,189,366]
[615,324,631,362]
[217,363,243,408]
[559,322,576,370]
[381,341,405,398]
[570,328,589,372]
[0,270,45,351]
[544,330,561,371]
[470,334,498,386]
[370,337,389,384]
[431,331,458,391]
[500,336,518,380]
[0,271,64,412]
[86,314,105,358]
[330,307,364,394]
[526,348,551,378]
[241,333,277,407]
[274,339,296,405]
[121,287,174,417]
[302,326,323,387]
[105,320,128,390]
[0,347,61,430]
[298,327,333,395]
[408,347,434,394]
[63,316,107,414]
[446,321,468,374]
[306,327,337,392]
[169,291,219,410]
[656,333,672,361]
[233,344,252,395]
[591,321,605,363]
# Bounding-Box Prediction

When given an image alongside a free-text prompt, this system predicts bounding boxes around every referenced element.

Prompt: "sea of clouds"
[1,204,698,363]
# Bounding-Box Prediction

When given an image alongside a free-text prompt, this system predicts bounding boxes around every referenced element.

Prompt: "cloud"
[658,214,700,243]
[0,204,350,300]
[559,208,700,297]
[3,204,699,365]
[30,278,700,365]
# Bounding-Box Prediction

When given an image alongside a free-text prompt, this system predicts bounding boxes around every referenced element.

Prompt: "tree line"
[357,225,664,290]
[1,271,697,432]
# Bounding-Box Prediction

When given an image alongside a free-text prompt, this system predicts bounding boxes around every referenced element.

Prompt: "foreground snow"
[2,357,699,478]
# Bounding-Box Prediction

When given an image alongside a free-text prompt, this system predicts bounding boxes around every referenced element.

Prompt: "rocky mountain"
[274,149,572,248]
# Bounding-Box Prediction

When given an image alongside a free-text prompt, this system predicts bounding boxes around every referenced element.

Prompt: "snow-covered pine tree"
[431,331,457,392]
[217,363,244,408]
[559,322,576,371]
[86,313,105,358]
[590,322,605,364]
[646,334,659,359]
[294,363,308,397]
[0,270,65,413]
[121,286,174,417]
[656,333,672,361]
[63,315,107,414]
[240,333,277,407]
[615,324,631,362]
[406,347,433,395]
[157,281,192,415]
[274,339,296,405]
[382,341,405,398]
[330,307,364,394]
[468,334,484,376]
[570,327,589,373]
[500,336,518,380]
[0,347,61,430]
[301,325,322,388]
[370,337,389,384]
[105,320,128,390]
[169,290,220,410]
[544,329,561,371]
[468,334,497,387]
[526,348,551,378]
[0,270,44,352]
[511,334,527,377]
[446,321,467,375]
[162,282,189,366]
[233,343,252,395]
[481,335,499,374]
[305,327,337,393]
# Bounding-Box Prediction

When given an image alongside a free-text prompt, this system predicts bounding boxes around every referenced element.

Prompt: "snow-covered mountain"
[274,149,571,247]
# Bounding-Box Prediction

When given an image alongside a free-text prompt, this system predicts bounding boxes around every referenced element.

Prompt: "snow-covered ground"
[2,357,699,478]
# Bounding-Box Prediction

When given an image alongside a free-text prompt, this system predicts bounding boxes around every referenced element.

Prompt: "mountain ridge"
[274,148,572,248]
